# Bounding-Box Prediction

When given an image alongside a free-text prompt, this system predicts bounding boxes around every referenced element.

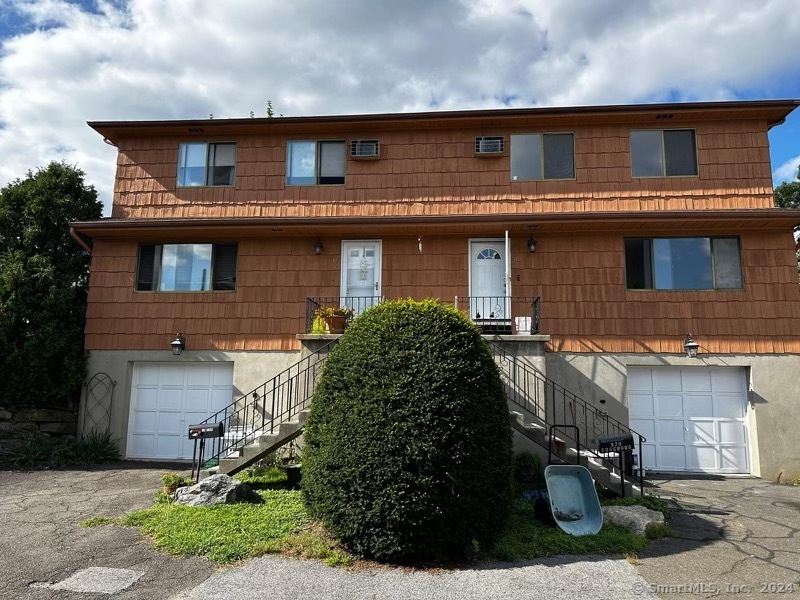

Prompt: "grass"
[81,465,670,567]
[600,494,671,520]
[1,431,120,469]
[491,499,649,561]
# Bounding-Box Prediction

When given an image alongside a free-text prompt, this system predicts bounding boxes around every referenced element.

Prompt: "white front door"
[627,367,750,473]
[127,363,233,460]
[341,240,381,312]
[468,239,509,321]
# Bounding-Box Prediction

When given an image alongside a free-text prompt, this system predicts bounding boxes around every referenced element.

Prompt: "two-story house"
[72,99,800,482]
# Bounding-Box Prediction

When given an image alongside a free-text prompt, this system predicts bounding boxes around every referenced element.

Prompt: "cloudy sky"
[0,0,798,212]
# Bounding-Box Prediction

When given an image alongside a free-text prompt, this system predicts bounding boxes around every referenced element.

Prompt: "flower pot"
[285,463,302,488]
[324,315,347,333]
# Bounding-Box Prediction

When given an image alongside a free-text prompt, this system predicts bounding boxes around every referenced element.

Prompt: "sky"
[0,0,798,213]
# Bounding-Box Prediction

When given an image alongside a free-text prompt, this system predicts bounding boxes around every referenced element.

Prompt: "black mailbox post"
[596,433,635,496]
[189,422,224,482]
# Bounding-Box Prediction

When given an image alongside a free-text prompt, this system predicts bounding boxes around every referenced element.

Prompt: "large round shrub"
[303,299,512,561]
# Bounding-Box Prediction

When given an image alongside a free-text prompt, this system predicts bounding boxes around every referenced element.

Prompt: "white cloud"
[0,0,798,212]
[773,155,800,183]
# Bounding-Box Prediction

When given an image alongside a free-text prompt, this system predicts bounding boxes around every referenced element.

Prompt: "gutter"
[69,227,92,255]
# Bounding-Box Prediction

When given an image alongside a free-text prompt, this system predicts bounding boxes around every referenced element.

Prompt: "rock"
[39,422,78,435]
[173,474,261,506]
[0,410,13,420]
[602,505,665,536]
[14,408,76,423]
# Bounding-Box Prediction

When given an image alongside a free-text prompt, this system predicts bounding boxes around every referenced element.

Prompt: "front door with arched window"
[468,239,509,326]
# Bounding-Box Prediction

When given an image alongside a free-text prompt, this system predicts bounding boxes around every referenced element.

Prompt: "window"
[624,237,742,290]
[177,142,236,186]
[136,243,238,291]
[510,133,574,180]
[630,129,697,177]
[286,140,345,185]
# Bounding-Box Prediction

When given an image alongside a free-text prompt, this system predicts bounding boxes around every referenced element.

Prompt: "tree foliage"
[303,299,513,562]
[0,162,102,407]
[773,165,800,210]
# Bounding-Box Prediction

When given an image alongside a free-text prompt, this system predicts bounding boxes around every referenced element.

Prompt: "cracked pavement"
[636,476,800,599]
[0,463,214,600]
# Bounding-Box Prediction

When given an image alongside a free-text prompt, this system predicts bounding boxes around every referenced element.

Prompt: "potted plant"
[314,306,354,333]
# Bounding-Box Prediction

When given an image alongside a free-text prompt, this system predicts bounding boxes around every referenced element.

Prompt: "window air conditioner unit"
[475,136,504,155]
[350,139,380,158]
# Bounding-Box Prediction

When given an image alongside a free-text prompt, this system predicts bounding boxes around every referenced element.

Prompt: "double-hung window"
[177,142,236,186]
[624,237,742,290]
[510,133,574,181]
[630,129,697,177]
[136,243,238,291]
[286,140,345,185]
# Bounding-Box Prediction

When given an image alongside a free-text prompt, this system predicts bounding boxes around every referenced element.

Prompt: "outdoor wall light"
[527,236,538,253]
[683,333,699,358]
[313,240,323,255]
[171,333,186,356]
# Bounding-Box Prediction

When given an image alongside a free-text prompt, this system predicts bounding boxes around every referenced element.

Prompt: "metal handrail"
[198,341,336,465]
[454,296,541,334]
[306,296,384,333]
[488,340,646,494]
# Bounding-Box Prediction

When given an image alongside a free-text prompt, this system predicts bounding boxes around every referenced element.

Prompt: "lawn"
[83,468,667,566]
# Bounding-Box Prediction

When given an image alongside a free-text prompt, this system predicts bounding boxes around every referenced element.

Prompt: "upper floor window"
[286,140,345,185]
[510,133,574,181]
[177,142,236,186]
[624,237,742,290]
[136,243,238,291]
[630,129,697,177]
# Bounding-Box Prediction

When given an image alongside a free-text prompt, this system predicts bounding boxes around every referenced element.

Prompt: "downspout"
[69,227,92,255]
[504,229,511,299]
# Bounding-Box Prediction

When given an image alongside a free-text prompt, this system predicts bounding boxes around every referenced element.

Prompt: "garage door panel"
[184,364,212,386]
[627,367,749,474]
[657,420,686,443]
[628,369,654,392]
[629,393,655,417]
[682,369,711,392]
[656,395,683,417]
[685,395,713,417]
[719,421,747,444]
[659,445,687,469]
[159,366,185,387]
[713,369,745,393]
[129,362,234,460]
[714,395,746,418]
[654,369,682,391]
[688,446,718,471]
[629,419,655,440]
[721,447,748,471]
[687,420,716,444]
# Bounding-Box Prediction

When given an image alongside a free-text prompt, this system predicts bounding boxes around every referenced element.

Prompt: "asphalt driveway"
[0,464,797,599]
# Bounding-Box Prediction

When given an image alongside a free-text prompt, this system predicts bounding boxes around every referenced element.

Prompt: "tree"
[303,299,512,561]
[774,164,800,279]
[0,162,102,408]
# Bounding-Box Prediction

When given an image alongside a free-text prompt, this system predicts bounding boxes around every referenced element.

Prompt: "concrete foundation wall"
[80,349,300,456]
[546,352,800,482]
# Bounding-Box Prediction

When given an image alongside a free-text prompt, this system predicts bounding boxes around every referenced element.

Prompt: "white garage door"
[128,363,234,460]
[628,367,749,473]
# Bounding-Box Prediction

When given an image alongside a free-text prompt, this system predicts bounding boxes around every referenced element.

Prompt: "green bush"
[2,430,120,469]
[303,299,513,562]
[513,451,545,495]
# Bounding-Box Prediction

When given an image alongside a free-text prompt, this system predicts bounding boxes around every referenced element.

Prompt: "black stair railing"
[488,341,646,495]
[454,296,541,334]
[198,341,336,467]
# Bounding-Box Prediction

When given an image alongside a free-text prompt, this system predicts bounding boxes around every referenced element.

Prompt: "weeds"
[2,431,120,469]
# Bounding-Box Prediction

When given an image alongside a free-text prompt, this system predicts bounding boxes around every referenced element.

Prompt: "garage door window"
[624,236,742,290]
[136,243,237,291]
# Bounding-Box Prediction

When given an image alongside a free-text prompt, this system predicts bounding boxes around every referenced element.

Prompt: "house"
[71,99,800,483]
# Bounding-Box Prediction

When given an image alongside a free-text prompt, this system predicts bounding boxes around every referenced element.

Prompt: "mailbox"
[596,432,635,452]
[188,422,224,439]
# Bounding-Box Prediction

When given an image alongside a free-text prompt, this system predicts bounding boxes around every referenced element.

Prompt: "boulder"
[602,505,665,536]
[173,474,261,506]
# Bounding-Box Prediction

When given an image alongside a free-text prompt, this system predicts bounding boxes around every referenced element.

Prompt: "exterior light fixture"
[313,240,323,255]
[683,333,699,358]
[171,333,186,356]
[527,236,538,253]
